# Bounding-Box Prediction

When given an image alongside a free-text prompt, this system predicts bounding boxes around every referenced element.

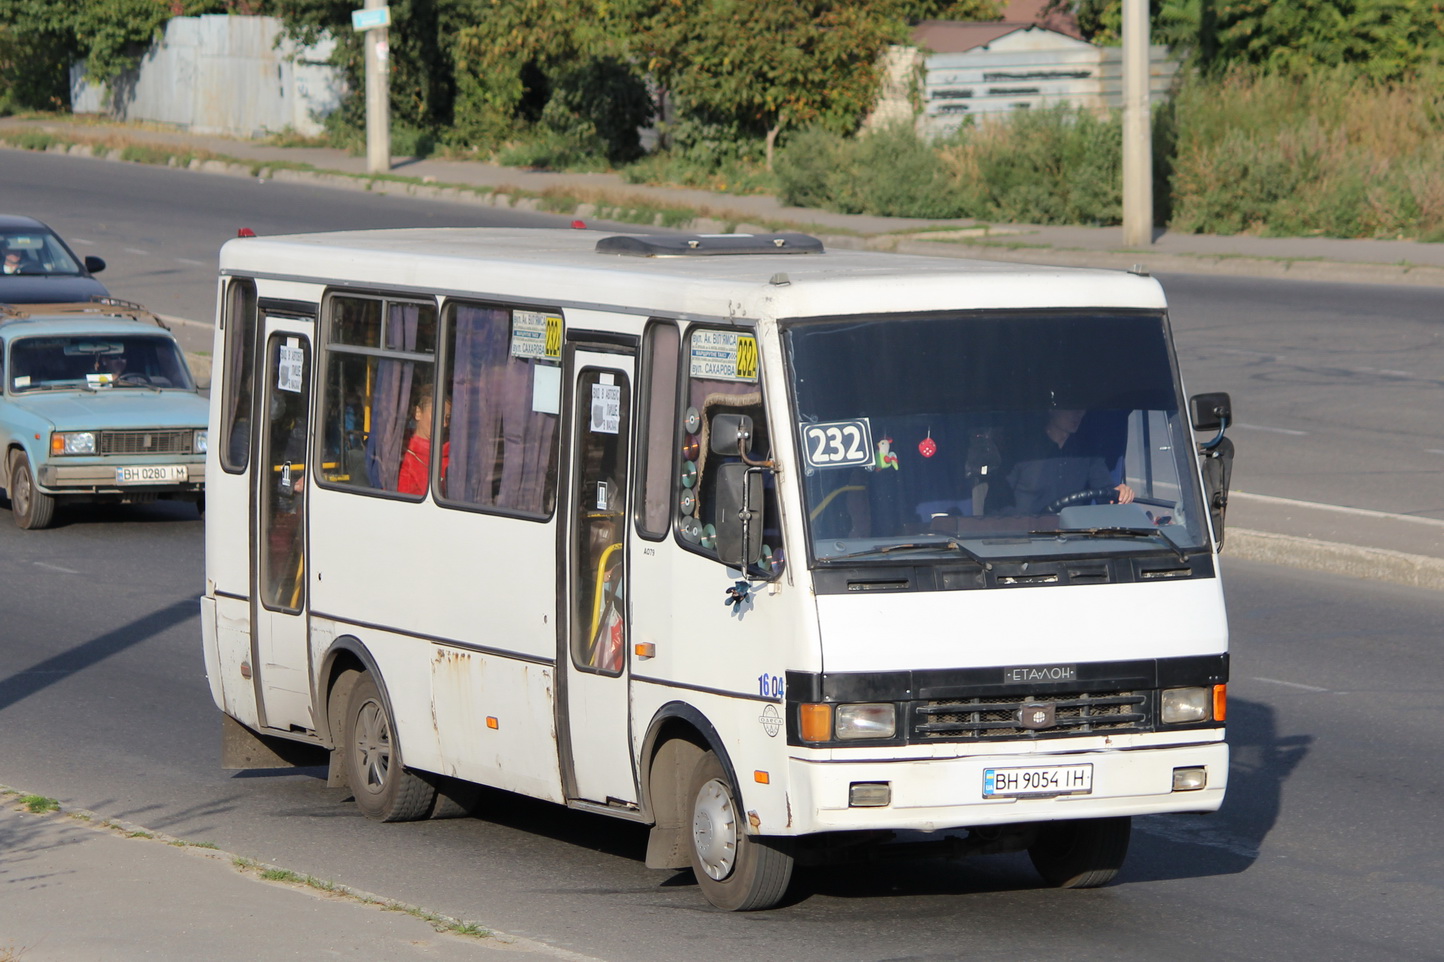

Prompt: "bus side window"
[436,301,561,518]
[636,320,680,540]
[678,328,784,572]
[220,279,257,473]
[319,295,436,494]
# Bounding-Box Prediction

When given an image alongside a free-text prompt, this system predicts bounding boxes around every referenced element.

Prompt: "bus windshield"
[783,310,1209,565]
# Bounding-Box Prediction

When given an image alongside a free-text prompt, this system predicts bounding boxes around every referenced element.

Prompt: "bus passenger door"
[253,320,314,733]
[562,350,638,807]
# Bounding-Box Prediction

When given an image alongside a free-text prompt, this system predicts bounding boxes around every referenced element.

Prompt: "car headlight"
[1161,687,1211,724]
[834,703,897,740]
[51,431,97,456]
[193,429,208,455]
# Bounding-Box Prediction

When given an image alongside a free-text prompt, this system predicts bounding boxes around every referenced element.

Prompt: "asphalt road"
[3,150,1443,959]
[1,509,1441,961]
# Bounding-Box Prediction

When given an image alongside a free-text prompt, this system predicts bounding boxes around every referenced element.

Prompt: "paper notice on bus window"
[590,381,621,434]
[532,363,560,415]
[512,310,563,360]
[277,339,303,393]
[689,330,758,382]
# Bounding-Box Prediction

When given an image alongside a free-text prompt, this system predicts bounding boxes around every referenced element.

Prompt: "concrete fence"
[70,15,343,139]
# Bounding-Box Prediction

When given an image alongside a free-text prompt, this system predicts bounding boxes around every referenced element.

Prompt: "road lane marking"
[1234,423,1308,436]
[123,247,150,255]
[176,258,206,266]
[1232,491,1444,527]
[33,561,81,575]
[1251,676,1330,693]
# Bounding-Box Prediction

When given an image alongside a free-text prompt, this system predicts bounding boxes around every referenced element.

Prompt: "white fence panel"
[70,15,343,139]
[921,45,1174,138]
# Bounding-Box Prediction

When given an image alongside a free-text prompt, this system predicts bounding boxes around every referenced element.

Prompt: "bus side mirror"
[1190,392,1232,432]
[714,462,763,569]
[710,413,753,456]
[1199,436,1233,549]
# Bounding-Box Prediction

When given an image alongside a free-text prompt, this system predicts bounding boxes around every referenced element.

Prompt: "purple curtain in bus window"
[446,304,557,512]
[364,303,420,491]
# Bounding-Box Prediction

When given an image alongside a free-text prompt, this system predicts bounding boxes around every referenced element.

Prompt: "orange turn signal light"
[1213,684,1227,722]
[799,703,832,742]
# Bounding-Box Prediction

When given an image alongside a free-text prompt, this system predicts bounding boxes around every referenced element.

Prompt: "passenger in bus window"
[397,382,449,496]
[1007,408,1134,515]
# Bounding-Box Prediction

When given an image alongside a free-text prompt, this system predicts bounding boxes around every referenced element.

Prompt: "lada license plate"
[115,465,188,484]
[983,764,1093,798]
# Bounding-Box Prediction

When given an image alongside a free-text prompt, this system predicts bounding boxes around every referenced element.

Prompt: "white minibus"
[201,228,1235,910]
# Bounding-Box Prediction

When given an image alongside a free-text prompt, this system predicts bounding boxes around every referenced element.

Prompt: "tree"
[634,0,998,167]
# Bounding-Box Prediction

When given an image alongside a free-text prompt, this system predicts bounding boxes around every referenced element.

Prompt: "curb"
[1226,529,1444,591]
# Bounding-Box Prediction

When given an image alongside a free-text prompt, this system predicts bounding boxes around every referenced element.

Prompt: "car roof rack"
[594,232,825,257]
[0,296,169,330]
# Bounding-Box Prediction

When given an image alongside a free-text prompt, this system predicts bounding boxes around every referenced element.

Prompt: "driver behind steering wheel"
[1006,407,1135,514]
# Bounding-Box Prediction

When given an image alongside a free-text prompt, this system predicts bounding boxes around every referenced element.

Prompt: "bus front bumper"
[782,742,1228,835]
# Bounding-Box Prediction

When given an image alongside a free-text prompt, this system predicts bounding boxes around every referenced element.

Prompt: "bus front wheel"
[344,673,436,822]
[1028,816,1131,888]
[687,751,794,911]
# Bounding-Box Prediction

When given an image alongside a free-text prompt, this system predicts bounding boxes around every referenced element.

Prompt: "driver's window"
[677,328,783,574]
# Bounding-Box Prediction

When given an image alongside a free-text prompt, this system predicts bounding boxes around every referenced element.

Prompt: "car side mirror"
[84,255,106,274]
[1190,392,1232,432]
[714,462,764,569]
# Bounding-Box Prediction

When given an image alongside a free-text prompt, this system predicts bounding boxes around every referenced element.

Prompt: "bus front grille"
[913,690,1148,740]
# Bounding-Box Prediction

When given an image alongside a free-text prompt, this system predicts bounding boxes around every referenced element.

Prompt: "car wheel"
[688,750,794,910]
[343,673,436,822]
[10,453,56,530]
[1028,816,1131,888]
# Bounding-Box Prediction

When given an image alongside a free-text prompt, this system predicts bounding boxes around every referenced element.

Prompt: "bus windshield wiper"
[1031,526,1189,564]
[819,537,992,570]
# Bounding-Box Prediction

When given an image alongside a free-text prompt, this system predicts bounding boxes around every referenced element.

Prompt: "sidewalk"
[5,114,1444,291]
[0,791,585,961]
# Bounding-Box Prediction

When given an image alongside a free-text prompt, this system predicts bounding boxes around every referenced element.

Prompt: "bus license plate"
[983,764,1093,798]
[115,465,188,484]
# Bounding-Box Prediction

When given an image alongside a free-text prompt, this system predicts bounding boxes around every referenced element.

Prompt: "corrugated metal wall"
[921,45,1178,137]
[70,15,343,139]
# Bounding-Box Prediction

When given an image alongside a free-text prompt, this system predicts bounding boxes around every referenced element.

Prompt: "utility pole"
[1121,0,1152,246]
[359,0,391,174]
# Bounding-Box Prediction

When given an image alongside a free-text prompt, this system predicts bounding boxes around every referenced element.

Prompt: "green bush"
[943,105,1123,225]
[775,124,963,218]
[1169,67,1444,238]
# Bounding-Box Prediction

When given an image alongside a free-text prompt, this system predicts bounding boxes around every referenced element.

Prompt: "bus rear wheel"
[687,750,794,911]
[344,673,436,822]
[1028,816,1131,888]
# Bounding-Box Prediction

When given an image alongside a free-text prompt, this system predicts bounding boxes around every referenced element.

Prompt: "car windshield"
[8,334,196,393]
[783,310,1209,565]
[1,230,83,276]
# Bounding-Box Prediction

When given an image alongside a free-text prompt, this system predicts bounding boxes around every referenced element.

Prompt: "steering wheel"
[114,372,151,385]
[1046,487,1119,513]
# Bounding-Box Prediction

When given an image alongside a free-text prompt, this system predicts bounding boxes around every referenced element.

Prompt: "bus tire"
[10,453,56,530]
[344,673,436,822]
[1028,816,1131,889]
[687,750,794,911]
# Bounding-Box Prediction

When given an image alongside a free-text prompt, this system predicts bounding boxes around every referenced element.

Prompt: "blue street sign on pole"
[351,6,392,31]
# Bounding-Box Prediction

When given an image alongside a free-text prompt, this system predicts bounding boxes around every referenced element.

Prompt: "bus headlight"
[834,704,897,740]
[51,431,97,456]
[1161,687,1210,724]
[193,429,209,454]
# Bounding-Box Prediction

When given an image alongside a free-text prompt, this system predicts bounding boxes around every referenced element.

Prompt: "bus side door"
[252,317,315,732]
[561,347,638,807]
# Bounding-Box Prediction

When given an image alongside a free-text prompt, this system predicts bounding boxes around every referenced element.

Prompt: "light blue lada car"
[0,300,208,529]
